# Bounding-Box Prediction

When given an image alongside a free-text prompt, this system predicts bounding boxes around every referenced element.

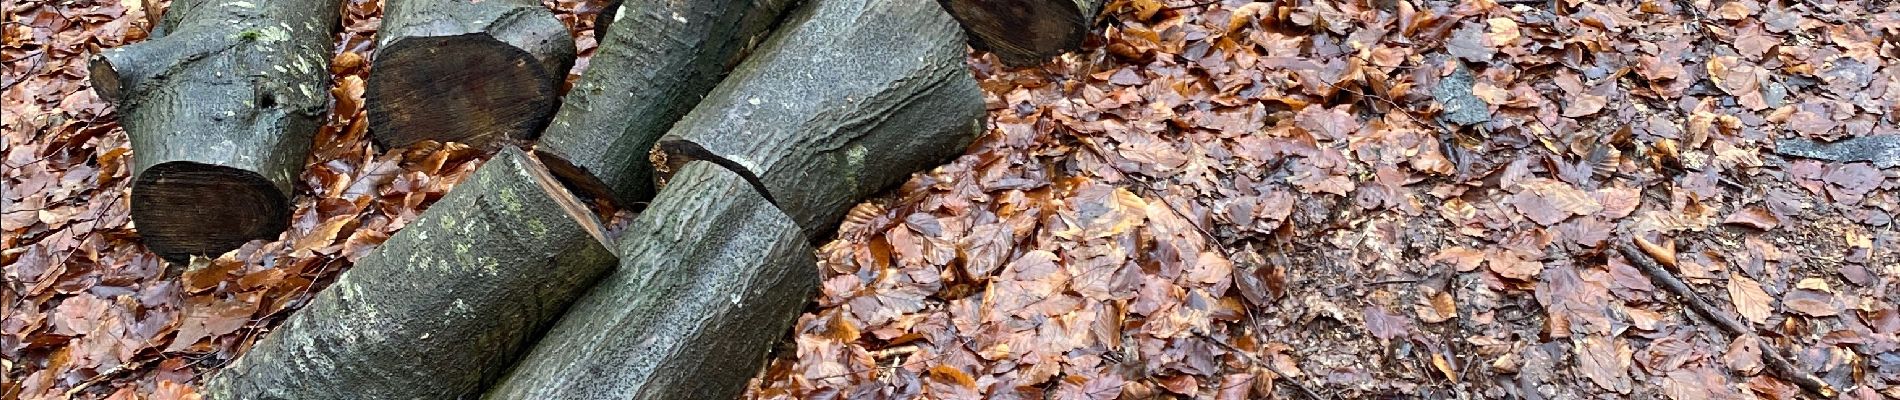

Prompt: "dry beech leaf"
[1430,246,1486,272]
[1576,335,1633,394]
[1722,206,1780,230]
[1727,272,1774,324]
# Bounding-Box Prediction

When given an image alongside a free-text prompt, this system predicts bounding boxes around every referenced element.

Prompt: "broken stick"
[1615,239,1836,398]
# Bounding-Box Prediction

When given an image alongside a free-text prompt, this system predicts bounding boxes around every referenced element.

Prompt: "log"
[202,147,617,400]
[485,161,817,399]
[366,0,576,150]
[532,0,795,207]
[90,0,339,262]
[934,0,1104,67]
[652,0,985,240]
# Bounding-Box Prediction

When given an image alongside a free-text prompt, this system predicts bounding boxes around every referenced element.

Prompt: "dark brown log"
[532,0,794,207]
[934,0,1104,66]
[202,147,617,400]
[652,0,985,240]
[484,161,816,399]
[366,0,576,150]
[90,0,340,262]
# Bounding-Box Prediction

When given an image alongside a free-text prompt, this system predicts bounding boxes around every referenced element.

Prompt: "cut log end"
[937,0,1091,67]
[131,162,290,261]
[86,55,125,105]
[367,33,560,151]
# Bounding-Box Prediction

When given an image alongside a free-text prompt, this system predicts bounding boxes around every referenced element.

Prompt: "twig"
[1614,239,1837,398]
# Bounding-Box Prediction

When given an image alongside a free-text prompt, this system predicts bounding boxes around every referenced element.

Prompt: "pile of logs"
[97,0,1101,397]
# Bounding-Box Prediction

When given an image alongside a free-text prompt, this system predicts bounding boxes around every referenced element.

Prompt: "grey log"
[484,161,817,399]
[934,0,1104,66]
[652,0,986,240]
[202,147,617,400]
[366,0,575,150]
[534,0,795,207]
[90,0,339,262]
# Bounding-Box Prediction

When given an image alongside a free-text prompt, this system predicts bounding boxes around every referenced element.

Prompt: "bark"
[934,0,1104,66]
[485,161,816,400]
[532,0,794,207]
[202,147,617,400]
[366,0,576,150]
[652,0,986,240]
[90,0,339,262]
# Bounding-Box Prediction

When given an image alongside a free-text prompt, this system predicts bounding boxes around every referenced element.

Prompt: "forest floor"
[5,0,1899,399]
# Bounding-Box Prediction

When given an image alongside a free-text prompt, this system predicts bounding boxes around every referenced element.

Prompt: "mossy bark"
[485,161,816,399]
[532,0,795,207]
[202,148,616,400]
[652,0,986,240]
[90,0,340,261]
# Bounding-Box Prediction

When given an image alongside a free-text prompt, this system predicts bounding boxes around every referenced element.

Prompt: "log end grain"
[130,162,292,261]
[367,33,563,151]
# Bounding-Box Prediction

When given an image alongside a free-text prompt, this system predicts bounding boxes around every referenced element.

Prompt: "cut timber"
[485,161,816,400]
[534,0,795,206]
[202,148,616,400]
[367,0,575,150]
[653,0,985,240]
[90,0,340,262]
[935,0,1104,66]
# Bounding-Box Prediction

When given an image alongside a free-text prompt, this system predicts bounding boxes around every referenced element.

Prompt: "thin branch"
[1614,238,1836,398]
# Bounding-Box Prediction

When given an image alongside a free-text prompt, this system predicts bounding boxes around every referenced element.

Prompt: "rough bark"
[934,0,1104,66]
[652,0,985,240]
[366,0,575,150]
[89,0,339,262]
[202,147,616,400]
[485,161,816,400]
[532,0,794,207]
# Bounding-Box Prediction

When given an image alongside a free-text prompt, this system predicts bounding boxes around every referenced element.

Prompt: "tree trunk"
[366,0,575,151]
[202,147,617,400]
[652,0,985,241]
[485,161,816,400]
[934,0,1104,66]
[90,0,340,262]
[532,0,794,207]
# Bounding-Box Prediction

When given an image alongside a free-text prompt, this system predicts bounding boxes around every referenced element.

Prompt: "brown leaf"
[1576,335,1633,394]
[1415,290,1457,323]
[1723,206,1780,230]
[1724,336,1763,375]
[1511,179,1603,226]
[1362,305,1411,340]
[1430,247,1485,272]
[1783,289,1839,316]
[1728,272,1774,324]
[1488,250,1545,281]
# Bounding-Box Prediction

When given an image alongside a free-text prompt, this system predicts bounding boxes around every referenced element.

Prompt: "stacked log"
[652,0,986,240]
[91,0,341,261]
[366,0,575,150]
[203,148,617,400]
[532,0,796,207]
[485,161,816,399]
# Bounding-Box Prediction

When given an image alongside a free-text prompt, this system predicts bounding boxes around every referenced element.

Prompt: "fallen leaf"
[1728,273,1774,324]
